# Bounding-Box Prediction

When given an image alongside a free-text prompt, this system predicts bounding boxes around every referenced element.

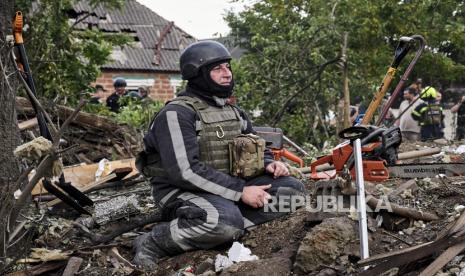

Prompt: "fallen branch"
[366,195,439,221]
[52,99,86,148]
[82,211,162,245]
[339,180,439,221]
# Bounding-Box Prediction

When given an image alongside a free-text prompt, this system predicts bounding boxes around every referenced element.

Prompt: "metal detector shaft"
[13,11,52,140]
[361,36,415,125]
[376,35,426,126]
[353,139,369,259]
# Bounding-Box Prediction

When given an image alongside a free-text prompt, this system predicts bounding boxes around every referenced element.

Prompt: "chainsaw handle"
[310,155,333,176]
[271,148,305,168]
[13,11,24,44]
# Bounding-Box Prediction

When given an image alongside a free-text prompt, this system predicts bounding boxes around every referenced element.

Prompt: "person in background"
[409,78,423,95]
[412,86,444,140]
[89,84,106,104]
[397,87,422,141]
[106,78,127,112]
[138,86,150,99]
[352,95,366,124]
[127,90,142,99]
[451,90,465,140]
[436,91,443,105]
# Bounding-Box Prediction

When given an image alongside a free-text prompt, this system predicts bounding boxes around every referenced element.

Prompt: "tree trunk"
[0,0,21,267]
[341,32,351,129]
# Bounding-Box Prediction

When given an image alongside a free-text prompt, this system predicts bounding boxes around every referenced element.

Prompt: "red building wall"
[94,71,177,102]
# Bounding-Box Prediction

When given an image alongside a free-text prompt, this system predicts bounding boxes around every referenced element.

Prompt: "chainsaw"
[256,125,465,181]
[309,125,465,181]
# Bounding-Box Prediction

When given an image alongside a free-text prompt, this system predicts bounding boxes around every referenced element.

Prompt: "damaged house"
[70,0,196,101]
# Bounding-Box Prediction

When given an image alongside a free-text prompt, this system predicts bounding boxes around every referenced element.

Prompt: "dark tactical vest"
[420,103,443,126]
[137,96,244,178]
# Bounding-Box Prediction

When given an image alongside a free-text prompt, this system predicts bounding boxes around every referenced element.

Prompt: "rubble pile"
[16,96,143,165]
[6,107,465,276]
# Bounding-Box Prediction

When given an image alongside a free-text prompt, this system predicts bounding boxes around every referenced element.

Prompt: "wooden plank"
[419,240,465,276]
[31,158,137,195]
[359,210,465,275]
[358,237,465,275]
[18,117,38,131]
[46,173,117,207]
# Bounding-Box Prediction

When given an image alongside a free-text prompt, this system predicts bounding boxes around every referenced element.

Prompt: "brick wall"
[93,71,177,102]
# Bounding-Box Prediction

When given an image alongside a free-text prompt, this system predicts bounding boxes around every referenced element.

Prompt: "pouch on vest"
[135,150,166,178]
[229,134,266,179]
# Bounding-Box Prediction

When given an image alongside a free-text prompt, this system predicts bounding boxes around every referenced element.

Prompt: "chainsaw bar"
[388,163,465,178]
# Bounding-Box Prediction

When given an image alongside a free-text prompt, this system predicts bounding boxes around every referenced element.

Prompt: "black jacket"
[143,87,275,204]
[106,92,125,112]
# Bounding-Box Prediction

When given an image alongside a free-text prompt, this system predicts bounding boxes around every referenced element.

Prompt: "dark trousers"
[144,175,305,258]
[457,127,465,140]
[420,125,443,141]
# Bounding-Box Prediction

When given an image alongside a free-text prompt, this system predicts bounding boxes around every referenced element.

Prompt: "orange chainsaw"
[310,125,401,181]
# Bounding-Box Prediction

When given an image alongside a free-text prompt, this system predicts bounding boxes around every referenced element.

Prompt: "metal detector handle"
[13,11,52,140]
[13,11,93,211]
[353,139,369,260]
[376,35,426,126]
[361,36,415,125]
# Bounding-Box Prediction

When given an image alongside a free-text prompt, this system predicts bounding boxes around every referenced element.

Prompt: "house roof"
[71,0,197,72]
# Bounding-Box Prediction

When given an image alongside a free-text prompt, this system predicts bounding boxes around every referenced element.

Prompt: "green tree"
[227,0,465,146]
[15,0,131,103]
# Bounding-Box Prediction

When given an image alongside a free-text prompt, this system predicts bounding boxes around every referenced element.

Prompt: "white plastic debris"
[227,242,259,263]
[95,158,111,181]
[455,145,465,154]
[214,242,259,272]
[14,189,22,199]
[348,205,358,221]
[215,254,233,272]
[455,205,465,213]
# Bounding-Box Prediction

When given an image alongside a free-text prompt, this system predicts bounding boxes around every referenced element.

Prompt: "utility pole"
[342,32,351,129]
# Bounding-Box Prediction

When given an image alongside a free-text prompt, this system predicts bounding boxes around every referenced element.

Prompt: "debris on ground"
[7,105,465,275]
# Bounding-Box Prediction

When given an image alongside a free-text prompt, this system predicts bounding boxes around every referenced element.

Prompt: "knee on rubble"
[275,176,306,195]
[202,209,244,247]
[208,222,244,246]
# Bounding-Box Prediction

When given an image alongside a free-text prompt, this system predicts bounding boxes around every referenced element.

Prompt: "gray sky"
[137,0,246,39]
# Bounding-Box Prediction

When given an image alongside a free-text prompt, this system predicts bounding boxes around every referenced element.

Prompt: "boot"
[132,232,162,270]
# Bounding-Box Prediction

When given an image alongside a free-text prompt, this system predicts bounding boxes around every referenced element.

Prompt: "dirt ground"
[5,141,465,276]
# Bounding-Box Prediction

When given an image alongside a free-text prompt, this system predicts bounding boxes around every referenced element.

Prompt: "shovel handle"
[361,67,397,125]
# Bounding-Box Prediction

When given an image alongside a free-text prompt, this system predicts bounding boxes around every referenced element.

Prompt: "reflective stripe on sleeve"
[166,111,242,201]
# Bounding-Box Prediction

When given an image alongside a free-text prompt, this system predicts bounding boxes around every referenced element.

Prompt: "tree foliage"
[227,0,465,146]
[15,0,131,103]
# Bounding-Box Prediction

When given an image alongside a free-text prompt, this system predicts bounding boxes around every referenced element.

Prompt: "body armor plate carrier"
[137,96,265,179]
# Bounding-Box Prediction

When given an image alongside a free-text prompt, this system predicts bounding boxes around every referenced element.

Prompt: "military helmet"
[113,78,127,88]
[180,40,232,80]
